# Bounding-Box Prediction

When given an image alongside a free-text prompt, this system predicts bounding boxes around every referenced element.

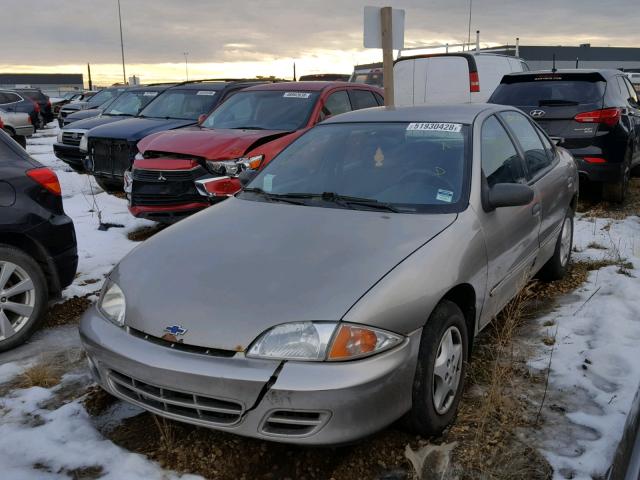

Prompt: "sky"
[1,0,638,86]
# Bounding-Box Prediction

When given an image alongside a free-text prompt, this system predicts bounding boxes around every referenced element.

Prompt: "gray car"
[0,108,33,147]
[80,104,578,445]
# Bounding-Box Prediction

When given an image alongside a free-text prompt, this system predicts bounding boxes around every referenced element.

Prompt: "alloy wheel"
[0,261,36,341]
[432,325,463,414]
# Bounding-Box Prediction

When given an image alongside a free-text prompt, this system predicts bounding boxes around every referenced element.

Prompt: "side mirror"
[239,169,259,187]
[197,114,208,125]
[487,183,534,210]
[549,136,564,146]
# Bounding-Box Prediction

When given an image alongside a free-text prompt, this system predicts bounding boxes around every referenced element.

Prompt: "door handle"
[532,203,541,216]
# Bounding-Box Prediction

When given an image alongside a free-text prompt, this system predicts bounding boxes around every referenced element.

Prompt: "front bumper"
[80,307,420,445]
[53,142,86,169]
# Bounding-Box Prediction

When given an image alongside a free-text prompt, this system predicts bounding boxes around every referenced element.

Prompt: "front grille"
[62,132,82,146]
[107,369,243,425]
[92,138,136,177]
[128,327,237,357]
[260,410,330,436]
[130,165,208,207]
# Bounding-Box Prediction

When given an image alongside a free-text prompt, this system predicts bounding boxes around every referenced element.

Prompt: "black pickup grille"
[92,138,135,177]
[107,369,244,426]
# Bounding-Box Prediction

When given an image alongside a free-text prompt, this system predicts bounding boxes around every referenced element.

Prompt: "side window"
[500,110,551,178]
[481,115,525,187]
[319,91,351,121]
[349,90,378,110]
[373,92,384,105]
[535,125,556,162]
[623,77,639,103]
[615,76,628,99]
[0,93,7,104]
[7,93,21,103]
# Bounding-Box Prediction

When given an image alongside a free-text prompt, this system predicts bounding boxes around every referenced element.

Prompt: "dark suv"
[0,130,78,351]
[490,69,640,202]
[86,79,271,192]
[14,89,54,125]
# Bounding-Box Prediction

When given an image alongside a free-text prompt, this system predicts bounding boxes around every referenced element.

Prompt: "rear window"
[490,74,606,106]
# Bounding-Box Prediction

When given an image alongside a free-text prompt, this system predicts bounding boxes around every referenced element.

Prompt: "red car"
[128,82,384,222]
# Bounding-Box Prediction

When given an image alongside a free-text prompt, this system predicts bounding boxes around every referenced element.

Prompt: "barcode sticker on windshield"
[283,92,311,98]
[406,123,462,132]
[196,91,216,96]
[143,92,158,97]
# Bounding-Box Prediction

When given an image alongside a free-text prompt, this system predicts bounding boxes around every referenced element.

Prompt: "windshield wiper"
[241,188,307,205]
[233,126,266,130]
[316,192,401,212]
[538,99,580,106]
[109,113,133,117]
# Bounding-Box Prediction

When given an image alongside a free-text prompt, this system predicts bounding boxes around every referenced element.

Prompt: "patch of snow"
[530,214,640,479]
[26,124,154,299]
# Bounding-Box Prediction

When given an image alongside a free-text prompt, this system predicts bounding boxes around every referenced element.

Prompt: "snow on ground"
[26,124,153,298]
[531,214,640,479]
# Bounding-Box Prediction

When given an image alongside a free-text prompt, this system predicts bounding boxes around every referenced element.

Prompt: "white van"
[394,53,529,106]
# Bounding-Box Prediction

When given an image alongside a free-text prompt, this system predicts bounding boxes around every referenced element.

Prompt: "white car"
[0,108,33,148]
[394,53,529,106]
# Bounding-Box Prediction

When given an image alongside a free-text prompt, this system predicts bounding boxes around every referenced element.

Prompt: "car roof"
[127,84,175,92]
[322,103,507,124]
[503,68,621,78]
[241,81,377,92]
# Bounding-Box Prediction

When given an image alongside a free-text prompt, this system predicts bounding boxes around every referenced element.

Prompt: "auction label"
[197,91,217,95]
[143,92,158,96]
[283,92,311,98]
[406,122,462,132]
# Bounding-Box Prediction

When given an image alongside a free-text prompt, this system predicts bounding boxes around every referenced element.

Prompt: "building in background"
[0,73,84,96]
[487,44,640,71]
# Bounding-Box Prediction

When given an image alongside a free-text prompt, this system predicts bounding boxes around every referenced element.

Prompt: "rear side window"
[481,115,525,187]
[320,91,351,120]
[0,92,21,103]
[500,111,551,178]
[622,77,639,103]
[490,77,605,106]
[349,90,378,110]
[373,92,384,105]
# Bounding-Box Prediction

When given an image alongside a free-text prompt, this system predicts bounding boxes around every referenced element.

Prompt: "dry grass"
[586,241,607,250]
[127,224,166,242]
[17,362,63,389]
[153,415,178,454]
[578,178,640,220]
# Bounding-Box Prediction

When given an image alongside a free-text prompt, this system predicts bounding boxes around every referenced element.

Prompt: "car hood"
[111,198,456,351]
[62,101,89,112]
[138,128,293,159]
[66,109,102,122]
[65,115,132,131]
[87,117,195,142]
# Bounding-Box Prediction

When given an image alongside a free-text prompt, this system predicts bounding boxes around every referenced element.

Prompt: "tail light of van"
[574,108,621,127]
[26,168,62,196]
[469,71,480,93]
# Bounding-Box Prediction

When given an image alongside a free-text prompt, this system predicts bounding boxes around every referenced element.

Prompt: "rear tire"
[538,209,574,281]
[0,245,48,352]
[602,150,631,203]
[405,300,468,437]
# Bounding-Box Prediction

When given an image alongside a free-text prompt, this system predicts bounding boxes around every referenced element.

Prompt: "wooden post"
[380,6,394,107]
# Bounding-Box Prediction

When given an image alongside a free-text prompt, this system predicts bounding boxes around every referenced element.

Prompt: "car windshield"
[103,90,160,116]
[87,89,122,107]
[202,90,319,131]
[490,77,606,106]
[139,88,221,120]
[242,122,469,213]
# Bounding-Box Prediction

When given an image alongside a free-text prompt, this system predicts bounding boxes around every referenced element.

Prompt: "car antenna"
[552,53,557,73]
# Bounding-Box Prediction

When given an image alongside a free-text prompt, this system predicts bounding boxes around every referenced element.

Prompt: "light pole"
[183,52,189,81]
[117,0,126,84]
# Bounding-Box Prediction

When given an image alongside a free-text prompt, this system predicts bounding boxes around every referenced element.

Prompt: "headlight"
[56,131,63,143]
[98,280,126,326]
[206,155,264,177]
[134,152,144,160]
[246,321,403,361]
[79,134,88,152]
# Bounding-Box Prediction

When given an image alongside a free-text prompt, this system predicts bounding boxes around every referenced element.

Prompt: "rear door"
[489,72,607,150]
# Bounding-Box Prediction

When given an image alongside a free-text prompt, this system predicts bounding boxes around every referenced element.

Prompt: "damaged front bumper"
[79,306,420,445]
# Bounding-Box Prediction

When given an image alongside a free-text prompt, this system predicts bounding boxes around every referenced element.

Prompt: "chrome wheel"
[432,325,463,414]
[559,217,573,267]
[0,261,36,341]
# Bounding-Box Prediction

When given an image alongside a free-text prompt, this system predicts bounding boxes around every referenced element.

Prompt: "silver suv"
[0,108,33,148]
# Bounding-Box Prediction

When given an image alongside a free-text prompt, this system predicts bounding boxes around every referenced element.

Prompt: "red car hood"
[137,128,295,160]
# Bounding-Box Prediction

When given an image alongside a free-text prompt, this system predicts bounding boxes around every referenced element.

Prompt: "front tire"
[0,245,48,352]
[538,209,574,281]
[405,300,468,437]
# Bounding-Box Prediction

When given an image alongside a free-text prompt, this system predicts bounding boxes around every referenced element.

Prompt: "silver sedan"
[80,104,578,445]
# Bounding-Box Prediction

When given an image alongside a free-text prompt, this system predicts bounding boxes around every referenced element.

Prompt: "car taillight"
[0,117,4,129]
[469,71,480,93]
[46,100,51,107]
[583,156,607,164]
[32,101,40,113]
[574,108,621,127]
[26,168,61,196]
